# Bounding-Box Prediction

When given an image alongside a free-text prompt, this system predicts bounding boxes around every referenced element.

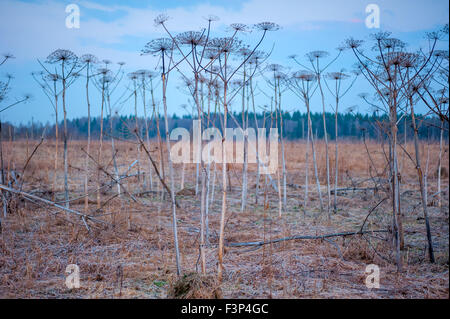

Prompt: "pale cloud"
[74,0,448,33]
[1,0,447,64]
[77,1,118,12]
[0,0,447,124]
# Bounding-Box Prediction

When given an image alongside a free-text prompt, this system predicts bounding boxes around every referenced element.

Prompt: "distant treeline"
[1,111,448,141]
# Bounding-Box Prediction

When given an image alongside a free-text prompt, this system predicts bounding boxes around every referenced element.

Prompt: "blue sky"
[0,0,448,125]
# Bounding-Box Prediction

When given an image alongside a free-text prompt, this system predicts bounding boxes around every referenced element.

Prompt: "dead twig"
[0,184,107,230]
[226,229,388,248]
[359,197,388,233]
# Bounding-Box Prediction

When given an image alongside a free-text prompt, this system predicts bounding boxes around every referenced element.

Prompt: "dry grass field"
[0,139,448,298]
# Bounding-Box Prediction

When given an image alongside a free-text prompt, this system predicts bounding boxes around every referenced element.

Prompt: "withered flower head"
[267,64,283,72]
[46,73,61,82]
[293,70,316,82]
[46,49,77,64]
[135,69,153,79]
[371,31,392,42]
[142,38,174,56]
[380,38,406,51]
[249,50,266,64]
[204,48,218,60]
[230,23,249,32]
[327,72,349,81]
[399,52,420,68]
[238,46,252,58]
[231,79,243,88]
[306,50,329,61]
[98,68,112,77]
[176,31,206,46]
[183,77,194,88]
[345,38,364,49]
[254,22,281,32]
[384,51,404,66]
[128,72,138,80]
[81,54,98,64]
[274,72,286,80]
[426,31,441,41]
[3,53,15,60]
[205,15,219,22]
[439,97,449,105]
[208,37,241,54]
[434,50,449,60]
[101,75,114,84]
[154,13,170,26]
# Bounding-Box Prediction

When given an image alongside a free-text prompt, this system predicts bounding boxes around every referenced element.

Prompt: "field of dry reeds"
[0,138,448,298]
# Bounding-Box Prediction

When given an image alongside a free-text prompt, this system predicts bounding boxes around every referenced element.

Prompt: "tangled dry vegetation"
[0,138,448,299]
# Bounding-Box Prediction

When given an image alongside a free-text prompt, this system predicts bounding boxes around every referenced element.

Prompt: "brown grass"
[168,273,220,299]
[0,138,448,298]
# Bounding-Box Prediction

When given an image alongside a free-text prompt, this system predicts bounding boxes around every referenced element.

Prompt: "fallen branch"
[226,229,388,248]
[330,187,377,195]
[80,148,141,205]
[54,173,140,205]
[0,184,106,230]
[133,130,181,208]
[19,128,46,193]
[359,197,388,233]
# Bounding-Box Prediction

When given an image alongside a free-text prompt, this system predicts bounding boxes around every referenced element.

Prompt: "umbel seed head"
[3,53,15,60]
[176,31,206,46]
[293,70,316,82]
[230,23,248,32]
[46,73,61,82]
[81,54,98,64]
[142,38,174,56]
[254,22,281,32]
[306,50,329,61]
[345,38,364,49]
[208,37,242,54]
[46,49,77,64]
[327,72,349,81]
[128,72,138,80]
[154,13,170,26]
[205,15,219,22]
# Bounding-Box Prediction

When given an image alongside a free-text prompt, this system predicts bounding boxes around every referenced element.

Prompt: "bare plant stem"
[333,95,339,213]
[97,81,105,210]
[278,82,287,213]
[52,81,59,202]
[161,52,181,275]
[218,76,228,283]
[304,118,310,210]
[146,77,157,191]
[133,78,141,190]
[317,69,331,218]
[437,119,444,208]
[62,60,69,209]
[107,89,121,199]
[84,62,92,215]
[241,64,248,212]
[307,99,324,212]
[250,77,260,205]
[409,96,435,263]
